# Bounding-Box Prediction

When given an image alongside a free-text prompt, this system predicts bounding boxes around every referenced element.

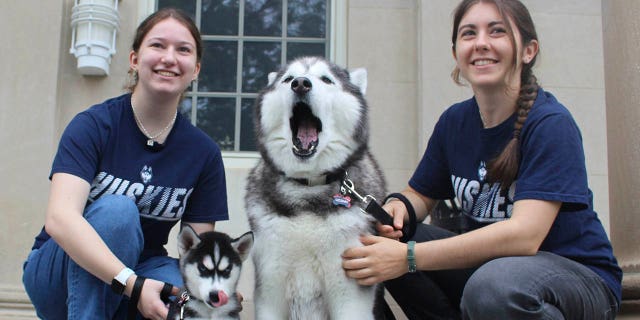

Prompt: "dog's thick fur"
[246,56,387,319]
[168,226,253,320]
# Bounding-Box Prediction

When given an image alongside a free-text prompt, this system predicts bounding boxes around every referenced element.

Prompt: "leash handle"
[383,193,417,243]
[128,276,146,320]
[365,198,416,243]
[160,282,174,304]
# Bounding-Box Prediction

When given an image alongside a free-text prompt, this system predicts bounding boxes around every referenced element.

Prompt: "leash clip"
[177,291,190,320]
[340,173,376,205]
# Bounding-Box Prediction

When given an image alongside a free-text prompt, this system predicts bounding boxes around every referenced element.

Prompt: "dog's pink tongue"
[212,291,229,307]
[297,122,318,149]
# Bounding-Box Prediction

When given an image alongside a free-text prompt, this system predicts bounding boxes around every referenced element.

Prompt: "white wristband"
[114,267,135,285]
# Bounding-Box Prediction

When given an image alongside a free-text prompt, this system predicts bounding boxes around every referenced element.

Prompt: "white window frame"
[138,0,346,168]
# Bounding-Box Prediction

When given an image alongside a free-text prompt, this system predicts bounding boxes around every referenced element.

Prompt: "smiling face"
[452,1,537,92]
[129,17,200,98]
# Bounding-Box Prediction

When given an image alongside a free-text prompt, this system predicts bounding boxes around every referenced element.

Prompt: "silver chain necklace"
[131,102,177,146]
[479,108,488,128]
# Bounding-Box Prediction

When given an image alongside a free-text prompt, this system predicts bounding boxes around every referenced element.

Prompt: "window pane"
[244,0,282,37]
[200,41,238,92]
[242,41,281,92]
[201,0,239,35]
[240,98,257,151]
[158,0,196,19]
[287,42,326,61]
[287,0,326,38]
[196,97,236,151]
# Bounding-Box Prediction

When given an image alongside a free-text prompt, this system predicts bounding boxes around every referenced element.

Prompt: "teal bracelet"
[407,241,417,273]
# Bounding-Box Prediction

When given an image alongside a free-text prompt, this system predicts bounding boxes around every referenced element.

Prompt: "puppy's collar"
[288,171,345,186]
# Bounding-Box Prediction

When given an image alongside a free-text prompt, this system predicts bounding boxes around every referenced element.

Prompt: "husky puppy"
[246,56,387,320]
[169,226,253,320]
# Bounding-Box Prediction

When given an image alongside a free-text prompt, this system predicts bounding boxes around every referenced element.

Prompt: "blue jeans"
[22,195,183,320]
[385,224,618,320]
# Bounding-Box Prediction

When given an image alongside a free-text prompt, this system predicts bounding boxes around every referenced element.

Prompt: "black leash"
[383,193,417,243]
[128,276,146,320]
[339,173,417,243]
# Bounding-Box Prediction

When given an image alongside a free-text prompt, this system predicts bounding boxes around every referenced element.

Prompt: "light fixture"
[69,0,120,76]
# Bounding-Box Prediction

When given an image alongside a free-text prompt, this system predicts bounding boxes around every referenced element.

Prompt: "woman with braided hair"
[342,0,621,319]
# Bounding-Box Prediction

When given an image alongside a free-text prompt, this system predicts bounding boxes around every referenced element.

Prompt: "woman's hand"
[376,200,408,240]
[342,235,409,286]
[236,292,245,313]
[134,277,179,320]
[377,188,434,240]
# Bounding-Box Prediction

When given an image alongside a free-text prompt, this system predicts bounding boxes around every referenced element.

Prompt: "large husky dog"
[169,226,253,320]
[246,56,387,319]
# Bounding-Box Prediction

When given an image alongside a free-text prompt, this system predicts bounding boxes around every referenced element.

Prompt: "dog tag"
[332,194,352,208]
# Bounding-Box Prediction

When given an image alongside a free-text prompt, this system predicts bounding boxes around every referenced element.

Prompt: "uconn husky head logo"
[140,165,153,184]
[478,161,487,182]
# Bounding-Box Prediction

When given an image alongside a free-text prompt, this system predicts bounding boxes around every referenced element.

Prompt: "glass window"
[157,0,331,153]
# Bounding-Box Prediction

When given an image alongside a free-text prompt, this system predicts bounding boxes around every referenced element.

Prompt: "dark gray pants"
[385,224,618,320]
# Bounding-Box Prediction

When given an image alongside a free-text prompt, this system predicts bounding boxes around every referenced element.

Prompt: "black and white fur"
[246,57,387,319]
[169,226,253,320]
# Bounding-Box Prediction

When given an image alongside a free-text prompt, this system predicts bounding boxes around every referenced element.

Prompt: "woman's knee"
[461,257,532,318]
[85,195,139,229]
[84,195,143,255]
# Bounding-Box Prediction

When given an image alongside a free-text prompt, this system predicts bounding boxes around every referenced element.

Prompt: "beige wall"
[0,1,64,316]
[603,0,640,317]
[1,0,629,318]
[347,0,420,194]
[603,0,640,272]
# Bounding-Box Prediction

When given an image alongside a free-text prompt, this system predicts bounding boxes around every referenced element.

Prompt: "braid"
[487,67,539,188]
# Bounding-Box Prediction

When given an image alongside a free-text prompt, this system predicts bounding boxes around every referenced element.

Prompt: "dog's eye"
[224,265,232,274]
[218,265,233,277]
[198,263,208,273]
[320,76,333,84]
[283,76,294,83]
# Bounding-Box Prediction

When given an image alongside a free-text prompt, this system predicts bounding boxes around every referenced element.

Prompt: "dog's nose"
[291,77,312,95]
[210,291,220,303]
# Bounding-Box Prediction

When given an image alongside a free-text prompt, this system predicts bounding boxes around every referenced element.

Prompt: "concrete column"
[602,0,640,316]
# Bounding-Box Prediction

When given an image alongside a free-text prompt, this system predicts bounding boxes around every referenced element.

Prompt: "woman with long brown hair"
[342,1,621,319]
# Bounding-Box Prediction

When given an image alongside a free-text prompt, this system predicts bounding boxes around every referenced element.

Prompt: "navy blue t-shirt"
[33,94,229,257]
[410,88,622,303]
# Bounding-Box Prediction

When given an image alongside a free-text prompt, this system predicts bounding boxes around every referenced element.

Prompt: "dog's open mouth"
[290,102,322,158]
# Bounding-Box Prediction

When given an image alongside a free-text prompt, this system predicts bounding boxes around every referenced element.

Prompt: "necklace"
[131,102,177,146]
[479,108,488,128]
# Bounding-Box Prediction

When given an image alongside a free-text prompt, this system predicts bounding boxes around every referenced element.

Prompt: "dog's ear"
[267,72,279,86]
[349,68,367,95]
[232,231,254,261]
[178,225,201,257]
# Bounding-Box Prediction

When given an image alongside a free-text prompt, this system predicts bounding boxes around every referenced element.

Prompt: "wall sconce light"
[69,0,120,76]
